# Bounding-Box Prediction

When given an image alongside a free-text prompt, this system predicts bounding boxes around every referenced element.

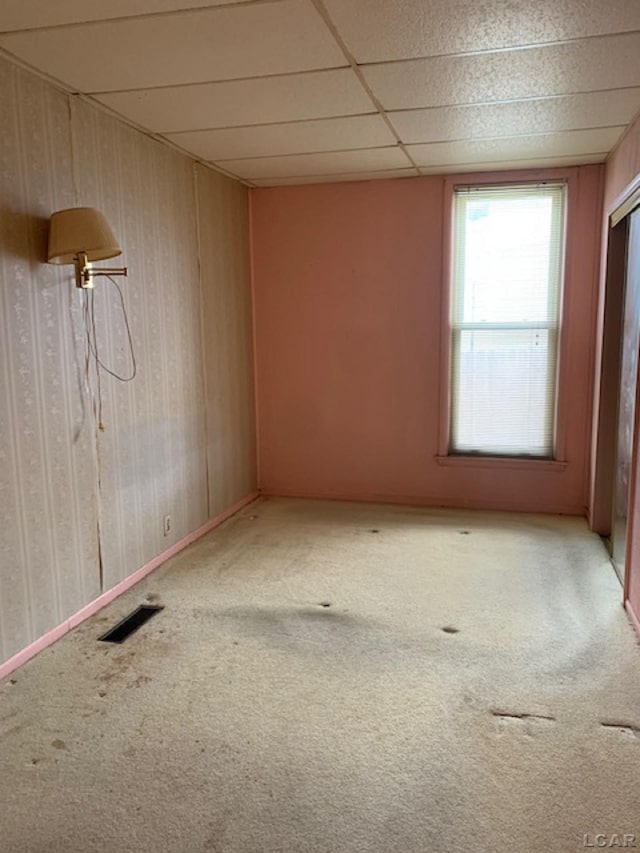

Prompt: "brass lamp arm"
[75,251,128,288]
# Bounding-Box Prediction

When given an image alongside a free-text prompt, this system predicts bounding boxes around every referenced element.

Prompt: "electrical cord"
[82,275,137,430]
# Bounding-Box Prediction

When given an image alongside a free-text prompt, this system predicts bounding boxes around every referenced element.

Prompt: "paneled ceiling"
[1,0,640,186]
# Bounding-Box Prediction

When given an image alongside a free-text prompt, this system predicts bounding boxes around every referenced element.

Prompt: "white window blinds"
[450,183,566,458]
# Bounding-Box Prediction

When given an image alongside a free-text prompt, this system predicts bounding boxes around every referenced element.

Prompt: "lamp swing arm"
[75,251,128,289]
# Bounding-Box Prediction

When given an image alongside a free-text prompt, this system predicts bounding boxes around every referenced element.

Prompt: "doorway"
[611,210,640,582]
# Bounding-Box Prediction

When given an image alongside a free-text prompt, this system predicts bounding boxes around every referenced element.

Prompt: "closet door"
[612,210,640,582]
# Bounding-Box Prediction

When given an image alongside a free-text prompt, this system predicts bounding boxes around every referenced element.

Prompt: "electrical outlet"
[163,514,171,537]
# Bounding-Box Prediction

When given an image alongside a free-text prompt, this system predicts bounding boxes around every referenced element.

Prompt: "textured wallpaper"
[196,165,257,517]
[0,56,256,665]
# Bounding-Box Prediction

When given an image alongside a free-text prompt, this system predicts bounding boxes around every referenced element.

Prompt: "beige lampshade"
[48,207,122,264]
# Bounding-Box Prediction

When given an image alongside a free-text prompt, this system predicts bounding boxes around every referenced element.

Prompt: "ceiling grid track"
[0,0,284,35]
[1,0,640,184]
[308,0,419,173]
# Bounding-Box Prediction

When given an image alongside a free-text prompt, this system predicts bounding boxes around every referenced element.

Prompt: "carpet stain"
[204,815,228,851]
[1,723,22,739]
[463,692,482,708]
[99,650,136,683]
[441,626,459,634]
[51,739,67,750]
[127,675,152,689]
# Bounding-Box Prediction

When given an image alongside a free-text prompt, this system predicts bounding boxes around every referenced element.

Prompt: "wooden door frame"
[590,217,629,537]
[591,173,640,608]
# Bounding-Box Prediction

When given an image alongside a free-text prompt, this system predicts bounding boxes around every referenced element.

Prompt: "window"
[450,183,566,458]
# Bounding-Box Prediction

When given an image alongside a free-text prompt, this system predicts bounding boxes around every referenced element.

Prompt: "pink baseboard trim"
[625,599,640,639]
[0,491,259,682]
[261,487,585,517]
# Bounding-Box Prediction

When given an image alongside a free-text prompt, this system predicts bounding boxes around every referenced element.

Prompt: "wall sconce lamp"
[47,207,128,288]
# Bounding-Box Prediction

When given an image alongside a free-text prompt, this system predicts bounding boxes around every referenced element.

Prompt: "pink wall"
[602,115,640,627]
[251,166,604,515]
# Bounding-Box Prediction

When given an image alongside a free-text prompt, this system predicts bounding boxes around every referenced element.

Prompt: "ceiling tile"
[362,33,640,110]
[0,0,252,32]
[322,0,640,63]
[220,147,410,180]
[389,89,640,144]
[407,127,624,168]
[0,0,346,92]
[418,154,607,175]
[95,69,373,133]
[251,169,419,186]
[167,115,395,161]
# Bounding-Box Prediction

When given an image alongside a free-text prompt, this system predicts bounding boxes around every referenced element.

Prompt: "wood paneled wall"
[0,56,256,665]
[195,165,257,516]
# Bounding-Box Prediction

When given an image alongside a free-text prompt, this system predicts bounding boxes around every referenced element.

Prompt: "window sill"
[435,455,568,472]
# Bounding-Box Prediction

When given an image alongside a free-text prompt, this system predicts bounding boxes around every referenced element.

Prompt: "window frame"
[436,172,572,469]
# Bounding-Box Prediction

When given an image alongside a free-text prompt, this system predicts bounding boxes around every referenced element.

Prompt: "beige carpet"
[1,497,639,853]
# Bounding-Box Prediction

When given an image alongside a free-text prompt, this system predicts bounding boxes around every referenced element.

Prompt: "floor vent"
[98,605,164,644]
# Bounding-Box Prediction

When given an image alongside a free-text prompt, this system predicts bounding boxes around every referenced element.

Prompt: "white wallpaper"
[196,165,257,516]
[0,56,256,665]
